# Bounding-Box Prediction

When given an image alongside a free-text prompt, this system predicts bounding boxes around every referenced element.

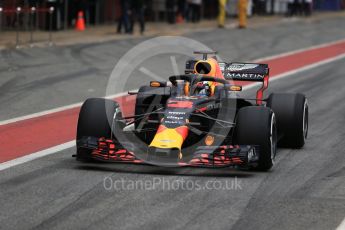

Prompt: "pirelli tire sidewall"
[234,106,277,171]
[267,93,308,148]
[76,98,122,161]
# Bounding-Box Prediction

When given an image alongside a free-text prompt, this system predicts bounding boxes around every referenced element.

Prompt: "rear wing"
[220,62,270,105]
[219,62,269,81]
[185,60,270,105]
[185,60,269,81]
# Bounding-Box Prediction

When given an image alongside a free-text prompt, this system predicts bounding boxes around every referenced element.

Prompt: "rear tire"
[234,106,277,171]
[267,93,308,148]
[76,98,123,161]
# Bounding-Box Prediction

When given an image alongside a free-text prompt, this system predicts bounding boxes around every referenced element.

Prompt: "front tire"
[267,93,308,148]
[76,98,123,161]
[234,106,277,171]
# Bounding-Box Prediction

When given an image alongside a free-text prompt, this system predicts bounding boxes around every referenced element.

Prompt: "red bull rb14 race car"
[75,51,308,171]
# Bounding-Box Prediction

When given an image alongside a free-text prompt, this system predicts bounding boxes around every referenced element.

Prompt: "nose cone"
[149,125,188,150]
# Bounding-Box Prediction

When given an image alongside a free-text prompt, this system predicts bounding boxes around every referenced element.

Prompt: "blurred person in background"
[186,0,192,22]
[117,0,130,33]
[129,0,146,34]
[287,0,294,16]
[238,0,248,28]
[269,0,275,14]
[287,0,302,16]
[295,0,303,15]
[166,0,176,24]
[177,0,186,22]
[218,0,228,28]
[257,0,267,15]
[303,0,312,16]
[188,0,202,23]
[253,0,263,15]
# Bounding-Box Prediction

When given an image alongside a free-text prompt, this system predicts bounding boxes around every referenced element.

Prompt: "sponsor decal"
[205,103,221,110]
[218,62,226,72]
[205,135,215,146]
[174,96,199,100]
[167,111,187,115]
[160,140,176,143]
[164,110,188,126]
[226,63,259,71]
[225,72,265,80]
[167,116,184,120]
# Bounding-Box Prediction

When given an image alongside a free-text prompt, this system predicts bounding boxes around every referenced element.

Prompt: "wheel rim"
[110,107,121,139]
[303,100,308,140]
[270,113,277,162]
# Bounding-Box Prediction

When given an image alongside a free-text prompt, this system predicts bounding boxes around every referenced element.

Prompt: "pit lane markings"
[0,92,128,126]
[0,141,75,171]
[336,217,345,230]
[244,52,345,90]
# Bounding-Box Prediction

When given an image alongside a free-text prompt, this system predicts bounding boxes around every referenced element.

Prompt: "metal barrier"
[0,7,55,49]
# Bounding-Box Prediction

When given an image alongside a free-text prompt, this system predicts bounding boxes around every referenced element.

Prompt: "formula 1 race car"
[75,51,308,171]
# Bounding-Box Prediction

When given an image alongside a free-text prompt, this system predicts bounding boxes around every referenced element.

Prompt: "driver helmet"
[197,81,211,96]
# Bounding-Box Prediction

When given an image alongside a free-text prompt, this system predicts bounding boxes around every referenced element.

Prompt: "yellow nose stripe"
[150,128,184,149]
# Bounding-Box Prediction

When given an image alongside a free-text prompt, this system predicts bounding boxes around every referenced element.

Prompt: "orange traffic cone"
[176,13,184,24]
[75,11,85,31]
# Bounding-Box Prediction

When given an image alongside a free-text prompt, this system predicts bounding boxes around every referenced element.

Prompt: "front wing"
[76,137,259,168]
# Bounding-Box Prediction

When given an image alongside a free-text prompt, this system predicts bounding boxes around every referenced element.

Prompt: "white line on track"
[0,92,129,126]
[336,218,345,230]
[243,52,345,91]
[254,38,345,62]
[1,40,345,171]
[0,141,75,171]
[0,102,83,126]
